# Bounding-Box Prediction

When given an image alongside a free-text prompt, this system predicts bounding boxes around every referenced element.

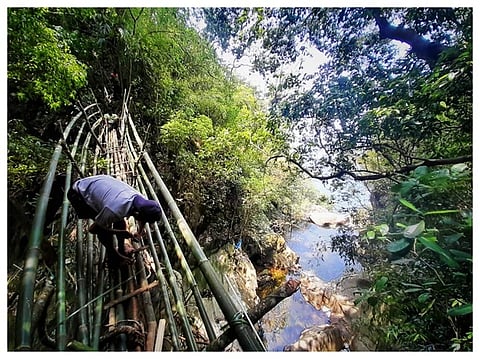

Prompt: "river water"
[259,179,369,351]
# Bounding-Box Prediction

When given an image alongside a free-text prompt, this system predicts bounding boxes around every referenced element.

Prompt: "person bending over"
[67,174,161,266]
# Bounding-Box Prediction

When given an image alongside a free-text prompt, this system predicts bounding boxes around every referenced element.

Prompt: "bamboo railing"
[14,99,269,351]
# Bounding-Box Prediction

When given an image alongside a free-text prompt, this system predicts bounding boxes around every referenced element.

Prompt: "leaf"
[375,223,389,236]
[366,230,376,240]
[391,180,416,195]
[401,282,423,288]
[374,276,388,291]
[449,249,472,262]
[418,236,459,268]
[420,298,436,316]
[403,220,425,238]
[404,288,424,293]
[447,304,472,317]
[451,163,468,173]
[418,293,431,303]
[399,198,422,214]
[386,238,413,254]
[413,166,429,177]
[424,209,459,215]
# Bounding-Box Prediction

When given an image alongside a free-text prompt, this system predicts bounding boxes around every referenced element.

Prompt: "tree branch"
[370,9,446,65]
[205,279,300,351]
[267,154,472,181]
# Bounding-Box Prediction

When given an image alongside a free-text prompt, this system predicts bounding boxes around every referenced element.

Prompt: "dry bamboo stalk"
[103,281,159,310]
[154,319,167,351]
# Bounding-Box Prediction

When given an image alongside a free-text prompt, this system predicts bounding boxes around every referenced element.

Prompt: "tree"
[202,8,472,182]
[8,8,88,110]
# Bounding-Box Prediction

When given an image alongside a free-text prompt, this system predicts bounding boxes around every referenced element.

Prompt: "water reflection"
[288,223,362,281]
[260,291,329,351]
[260,222,361,351]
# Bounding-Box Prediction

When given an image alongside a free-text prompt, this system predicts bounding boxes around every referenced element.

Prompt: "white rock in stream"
[307,205,350,228]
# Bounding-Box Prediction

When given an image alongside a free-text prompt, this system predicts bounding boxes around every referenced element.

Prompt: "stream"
[259,179,370,351]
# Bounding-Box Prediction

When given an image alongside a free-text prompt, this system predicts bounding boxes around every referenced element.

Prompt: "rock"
[299,273,357,319]
[208,244,260,309]
[336,274,372,300]
[282,272,372,351]
[187,244,260,351]
[243,232,299,270]
[307,205,350,228]
[284,321,351,351]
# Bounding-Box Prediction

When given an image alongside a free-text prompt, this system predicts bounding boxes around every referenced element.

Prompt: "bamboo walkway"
[13,99,275,351]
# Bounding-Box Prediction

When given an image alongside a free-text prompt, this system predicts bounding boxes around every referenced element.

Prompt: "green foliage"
[7,7,293,245]
[8,8,88,109]
[7,120,53,204]
[356,164,472,351]
[111,8,228,123]
[204,8,472,182]
[159,85,291,239]
[161,113,214,152]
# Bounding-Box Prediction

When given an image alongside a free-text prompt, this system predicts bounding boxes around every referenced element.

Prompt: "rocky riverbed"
[188,203,374,351]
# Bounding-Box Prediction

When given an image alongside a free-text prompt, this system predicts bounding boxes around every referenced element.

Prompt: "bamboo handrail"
[126,112,266,351]
[15,108,85,350]
[57,121,86,350]
[121,106,228,348]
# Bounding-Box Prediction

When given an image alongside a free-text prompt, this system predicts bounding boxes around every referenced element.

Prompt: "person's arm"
[131,220,146,241]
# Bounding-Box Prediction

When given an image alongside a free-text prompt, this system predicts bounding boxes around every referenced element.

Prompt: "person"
[67,174,161,266]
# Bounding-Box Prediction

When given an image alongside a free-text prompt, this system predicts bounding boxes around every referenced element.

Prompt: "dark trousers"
[67,187,128,255]
[67,187,97,219]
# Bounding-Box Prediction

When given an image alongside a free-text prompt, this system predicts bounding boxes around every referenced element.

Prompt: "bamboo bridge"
[13,98,291,351]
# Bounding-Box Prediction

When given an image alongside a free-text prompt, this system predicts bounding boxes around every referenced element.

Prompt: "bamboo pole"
[135,173,189,350]
[125,266,142,352]
[136,162,217,342]
[104,281,158,310]
[131,153,198,350]
[113,267,128,351]
[133,242,157,351]
[92,246,106,350]
[56,162,71,350]
[141,222,182,350]
[206,279,300,351]
[124,130,182,350]
[125,121,217,344]
[56,120,85,350]
[151,222,198,351]
[15,110,83,350]
[154,319,167,351]
[78,120,98,344]
[77,119,105,350]
[127,113,265,351]
[67,122,90,345]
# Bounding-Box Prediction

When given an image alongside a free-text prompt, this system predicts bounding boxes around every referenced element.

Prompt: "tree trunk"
[371,10,446,65]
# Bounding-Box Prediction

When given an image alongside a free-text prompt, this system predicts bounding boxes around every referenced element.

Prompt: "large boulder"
[208,244,260,309]
[243,232,299,270]
[188,244,260,351]
[284,272,374,351]
[307,205,350,228]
